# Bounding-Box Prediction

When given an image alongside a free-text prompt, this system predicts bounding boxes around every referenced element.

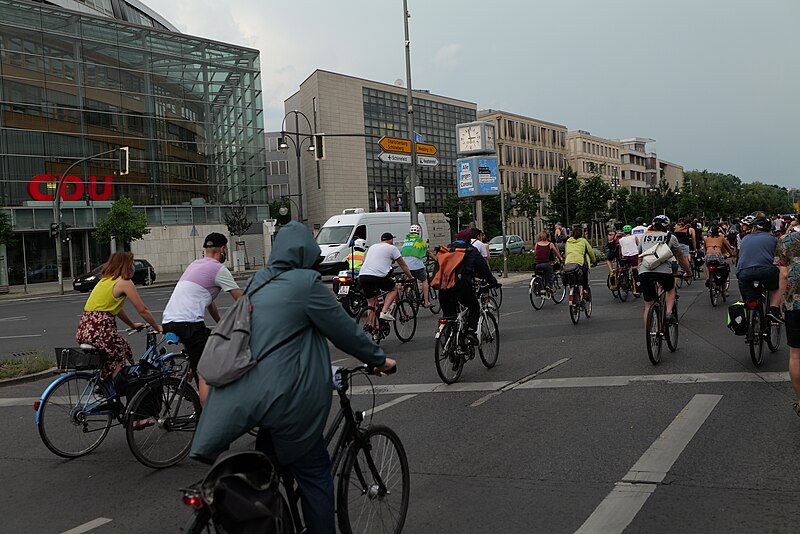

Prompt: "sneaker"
[666,312,679,325]
[767,307,784,325]
[379,312,395,321]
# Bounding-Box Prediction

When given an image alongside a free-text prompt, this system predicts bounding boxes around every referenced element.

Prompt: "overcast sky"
[143,0,797,188]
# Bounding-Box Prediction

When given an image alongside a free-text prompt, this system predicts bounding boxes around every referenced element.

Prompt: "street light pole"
[561,166,571,229]
[279,110,315,223]
[612,177,620,223]
[403,0,419,226]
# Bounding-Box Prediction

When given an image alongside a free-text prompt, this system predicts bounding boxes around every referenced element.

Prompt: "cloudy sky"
[143,0,797,188]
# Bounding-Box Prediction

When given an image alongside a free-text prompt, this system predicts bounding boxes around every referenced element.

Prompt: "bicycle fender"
[34,371,92,424]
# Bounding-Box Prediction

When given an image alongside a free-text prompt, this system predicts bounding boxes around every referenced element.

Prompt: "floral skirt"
[76,311,133,379]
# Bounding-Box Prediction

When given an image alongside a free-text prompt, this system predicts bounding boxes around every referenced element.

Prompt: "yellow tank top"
[84,277,126,315]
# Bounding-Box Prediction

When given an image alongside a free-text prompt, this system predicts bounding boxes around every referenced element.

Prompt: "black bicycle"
[645,282,680,365]
[400,273,441,314]
[181,365,409,534]
[706,260,730,307]
[744,280,781,367]
[529,263,566,310]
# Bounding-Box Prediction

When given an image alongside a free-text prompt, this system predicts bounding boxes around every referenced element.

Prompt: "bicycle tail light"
[182,492,205,509]
[438,319,448,324]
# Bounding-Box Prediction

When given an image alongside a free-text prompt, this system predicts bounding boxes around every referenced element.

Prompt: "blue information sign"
[457,157,499,198]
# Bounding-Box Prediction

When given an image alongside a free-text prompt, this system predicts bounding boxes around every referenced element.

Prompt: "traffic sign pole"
[403,0,418,226]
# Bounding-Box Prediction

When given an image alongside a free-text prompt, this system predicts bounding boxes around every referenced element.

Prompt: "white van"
[316,209,428,274]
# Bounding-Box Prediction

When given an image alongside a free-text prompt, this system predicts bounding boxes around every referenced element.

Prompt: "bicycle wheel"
[356,306,380,344]
[434,323,463,384]
[767,321,782,353]
[569,287,581,325]
[666,303,679,352]
[529,277,545,310]
[38,372,113,458]
[428,286,441,314]
[749,307,765,366]
[618,273,630,302]
[646,303,663,365]
[338,425,410,534]
[722,279,730,302]
[393,299,417,343]
[608,273,619,300]
[478,311,500,369]
[346,292,367,317]
[584,287,593,318]
[551,275,566,304]
[402,286,419,314]
[491,285,503,309]
[126,376,201,469]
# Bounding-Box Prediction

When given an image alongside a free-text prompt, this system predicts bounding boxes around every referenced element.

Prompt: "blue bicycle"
[35,329,200,468]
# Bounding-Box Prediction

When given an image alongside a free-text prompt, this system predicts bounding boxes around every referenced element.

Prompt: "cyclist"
[736,214,783,324]
[162,232,242,404]
[638,215,692,326]
[469,227,489,264]
[703,225,735,297]
[439,229,499,344]
[631,216,649,236]
[564,227,596,298]
[673,218,696,268]
[533,230,563,291]
[345,238,366,271]
[400,224,435,308]
[76,251,162,381]
[618,225,641,296]
[776,222,799,415]
[358,232,413,321]
[191,222,396,534]
[605,226,623,287]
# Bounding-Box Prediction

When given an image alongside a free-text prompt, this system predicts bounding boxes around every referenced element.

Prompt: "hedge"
[488,249,607,272]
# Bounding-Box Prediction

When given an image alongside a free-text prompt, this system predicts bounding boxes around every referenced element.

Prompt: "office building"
[566,130,621,184]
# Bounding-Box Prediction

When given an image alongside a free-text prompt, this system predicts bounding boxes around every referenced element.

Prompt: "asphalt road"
[1,269,799,533]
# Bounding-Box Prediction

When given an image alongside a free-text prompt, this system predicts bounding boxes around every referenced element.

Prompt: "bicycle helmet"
[622,225,632,234]
[409,224,421,235]
[635,217,645,225]
[652,215,671,228]
[751,217,772,232]
[740,215,755,226]
[353,238,366,250]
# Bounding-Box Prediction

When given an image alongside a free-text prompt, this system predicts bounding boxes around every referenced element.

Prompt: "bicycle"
[181,365,409,534]
[529,263,566,310]
[691,250,705,280]
[743,280,782,367]
[612,262,636,302]
[356,283,417,344]
[645,282,680,365]
[563,267,592,325]
[35,329,200,468]
[706,260,730,307]
[399,273,440,315]
[434,283,500,384]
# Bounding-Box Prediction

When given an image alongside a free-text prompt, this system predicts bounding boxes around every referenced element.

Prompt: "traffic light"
[49,222,59,238]
[313,133,325,161]
[508,193,518,208]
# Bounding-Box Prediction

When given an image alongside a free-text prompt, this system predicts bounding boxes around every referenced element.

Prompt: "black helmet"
[635,217,645,225]
[752,217,772,232]
[652,215,671,228]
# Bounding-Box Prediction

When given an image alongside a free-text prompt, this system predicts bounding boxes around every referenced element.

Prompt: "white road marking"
[500,310,524,318]
[364,394,417,416]
[0,334,42,339]
[61,517,112,534]
[575,394,722,534]
[471,358,570,407]
[0,316,26,322]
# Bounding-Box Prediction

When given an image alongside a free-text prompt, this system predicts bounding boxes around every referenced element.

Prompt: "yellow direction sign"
[416,143,437,156]
[378,136,412,154]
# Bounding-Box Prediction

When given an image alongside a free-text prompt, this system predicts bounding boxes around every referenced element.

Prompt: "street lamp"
[560,165,573,229]
[278,195,302,218]
[649,185,658,219]
[611,176,621,223]
[278,110,315,222]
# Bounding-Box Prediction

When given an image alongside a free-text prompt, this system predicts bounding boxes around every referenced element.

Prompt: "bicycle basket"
[55,347,104,370]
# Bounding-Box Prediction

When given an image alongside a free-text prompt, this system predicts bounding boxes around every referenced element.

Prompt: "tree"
[0,211,15,245]
[224,204,252,238]
[442,193,473,237]
[575,174,612,223]
[515,177,542,240]
[624,191,650,222]
[481,195,503,239]
[611,187,630,224]
[94,196,149,251]
[544,165,579,227]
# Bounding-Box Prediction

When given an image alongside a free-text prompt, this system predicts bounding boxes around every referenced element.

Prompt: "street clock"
[457,121,496,155]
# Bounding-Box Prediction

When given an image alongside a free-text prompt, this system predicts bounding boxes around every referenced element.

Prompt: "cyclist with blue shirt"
[737,213,784,324]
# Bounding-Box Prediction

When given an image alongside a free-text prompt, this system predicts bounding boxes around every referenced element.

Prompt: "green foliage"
[0,211,15,245]
[576,175,613,222]
[93,197,149,250]
[442,194,473,237]
[268,200,292,226]
[611,188,630,224]
[544,165,579,226]
[488,252,535,272]
[224,204,252,237]
[481,195,503,238]
[679,170,791,219]
[625,192,650,222]
[515,177,542,238]
[0,352,52,380]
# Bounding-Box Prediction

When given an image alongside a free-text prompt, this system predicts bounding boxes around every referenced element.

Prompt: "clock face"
[458,125,482,153]
[484,124,495,151]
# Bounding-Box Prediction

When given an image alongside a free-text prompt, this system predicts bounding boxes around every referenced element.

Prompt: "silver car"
[489,235,525,256]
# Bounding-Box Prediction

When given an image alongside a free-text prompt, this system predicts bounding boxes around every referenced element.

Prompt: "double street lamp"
[611,176,621,223]
[648,185,658,218]
[278,110,315,222]
[560,165,573,229]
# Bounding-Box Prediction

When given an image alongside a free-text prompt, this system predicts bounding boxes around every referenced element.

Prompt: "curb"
[0,367,58,388]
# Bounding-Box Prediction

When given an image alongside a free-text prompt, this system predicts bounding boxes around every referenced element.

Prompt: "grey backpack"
[198,275,302,387]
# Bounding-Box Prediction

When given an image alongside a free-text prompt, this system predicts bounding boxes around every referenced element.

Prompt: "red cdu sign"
[28,175,113,201]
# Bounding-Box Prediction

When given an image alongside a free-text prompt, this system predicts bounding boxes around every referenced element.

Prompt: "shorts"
[607,248,619,262]
[737,265,780,302]
[786,310,800,349]
[162,321,211,378]
[409,268,427,282]
[638,271,674,302]
[620,255,639,268]
[358,274,395,298]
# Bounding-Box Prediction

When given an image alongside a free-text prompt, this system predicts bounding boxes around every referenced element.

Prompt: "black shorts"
[638,272,675,302]
[358,274,395,298]
[786,310,800,349]
[162,321,211,378]
[607,248,619,262]
[409,268,427,282]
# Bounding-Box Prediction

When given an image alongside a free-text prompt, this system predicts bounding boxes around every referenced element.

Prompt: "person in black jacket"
[438,229,500,343]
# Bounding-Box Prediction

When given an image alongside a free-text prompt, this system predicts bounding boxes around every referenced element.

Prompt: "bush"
[489,253,535,272]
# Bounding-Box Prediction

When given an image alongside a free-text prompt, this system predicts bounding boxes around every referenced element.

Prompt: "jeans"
[256,432,335,534]
[535,263,555,287]
[737,265,779,302]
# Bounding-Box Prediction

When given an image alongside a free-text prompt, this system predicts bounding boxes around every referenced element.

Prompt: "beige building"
[476,109,567,242]
[566,130,621,184]
[619,137,659,193]
[659,159,684,190]
[284,70,476,236]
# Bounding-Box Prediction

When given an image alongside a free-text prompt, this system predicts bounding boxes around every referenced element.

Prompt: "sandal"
[131,417,156,431]
[792,401,800,417]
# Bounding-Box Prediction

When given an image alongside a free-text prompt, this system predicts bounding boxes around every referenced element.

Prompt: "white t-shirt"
[471,239,488,259]
[359,242,401,277]
[619,235,639,257]
[631,225,649,236]
[163,258,239,323]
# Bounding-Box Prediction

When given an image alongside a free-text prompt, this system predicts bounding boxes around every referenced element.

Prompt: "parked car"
[488,235,525,256]
[72,259,156,292]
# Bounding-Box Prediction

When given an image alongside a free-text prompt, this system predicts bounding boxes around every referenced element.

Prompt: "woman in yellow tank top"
[76,252,161,380]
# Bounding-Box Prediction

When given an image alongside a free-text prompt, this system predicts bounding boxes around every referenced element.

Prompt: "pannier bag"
[727,301,748,336]
[561,263,583,286]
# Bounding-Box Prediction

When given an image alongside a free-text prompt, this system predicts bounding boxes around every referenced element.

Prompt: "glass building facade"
[363,88,476,214]
[0,0,268,284]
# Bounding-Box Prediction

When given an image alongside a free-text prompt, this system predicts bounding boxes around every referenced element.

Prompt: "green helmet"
[622,225,632,234]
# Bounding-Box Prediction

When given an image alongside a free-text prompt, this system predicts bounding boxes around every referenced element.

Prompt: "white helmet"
[353,238,366,250]
[409,224,421,235]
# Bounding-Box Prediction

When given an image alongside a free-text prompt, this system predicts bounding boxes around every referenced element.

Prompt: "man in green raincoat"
[191,221,396,534]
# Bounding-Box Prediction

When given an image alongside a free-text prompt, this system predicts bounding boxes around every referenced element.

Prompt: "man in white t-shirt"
[631,217,649,236]
[358,232,413,321]
[618,225,641,296]
[162,232,242,403]
[469,228,489,265]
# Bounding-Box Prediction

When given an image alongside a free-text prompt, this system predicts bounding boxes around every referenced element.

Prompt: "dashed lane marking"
[61,517,113,534]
